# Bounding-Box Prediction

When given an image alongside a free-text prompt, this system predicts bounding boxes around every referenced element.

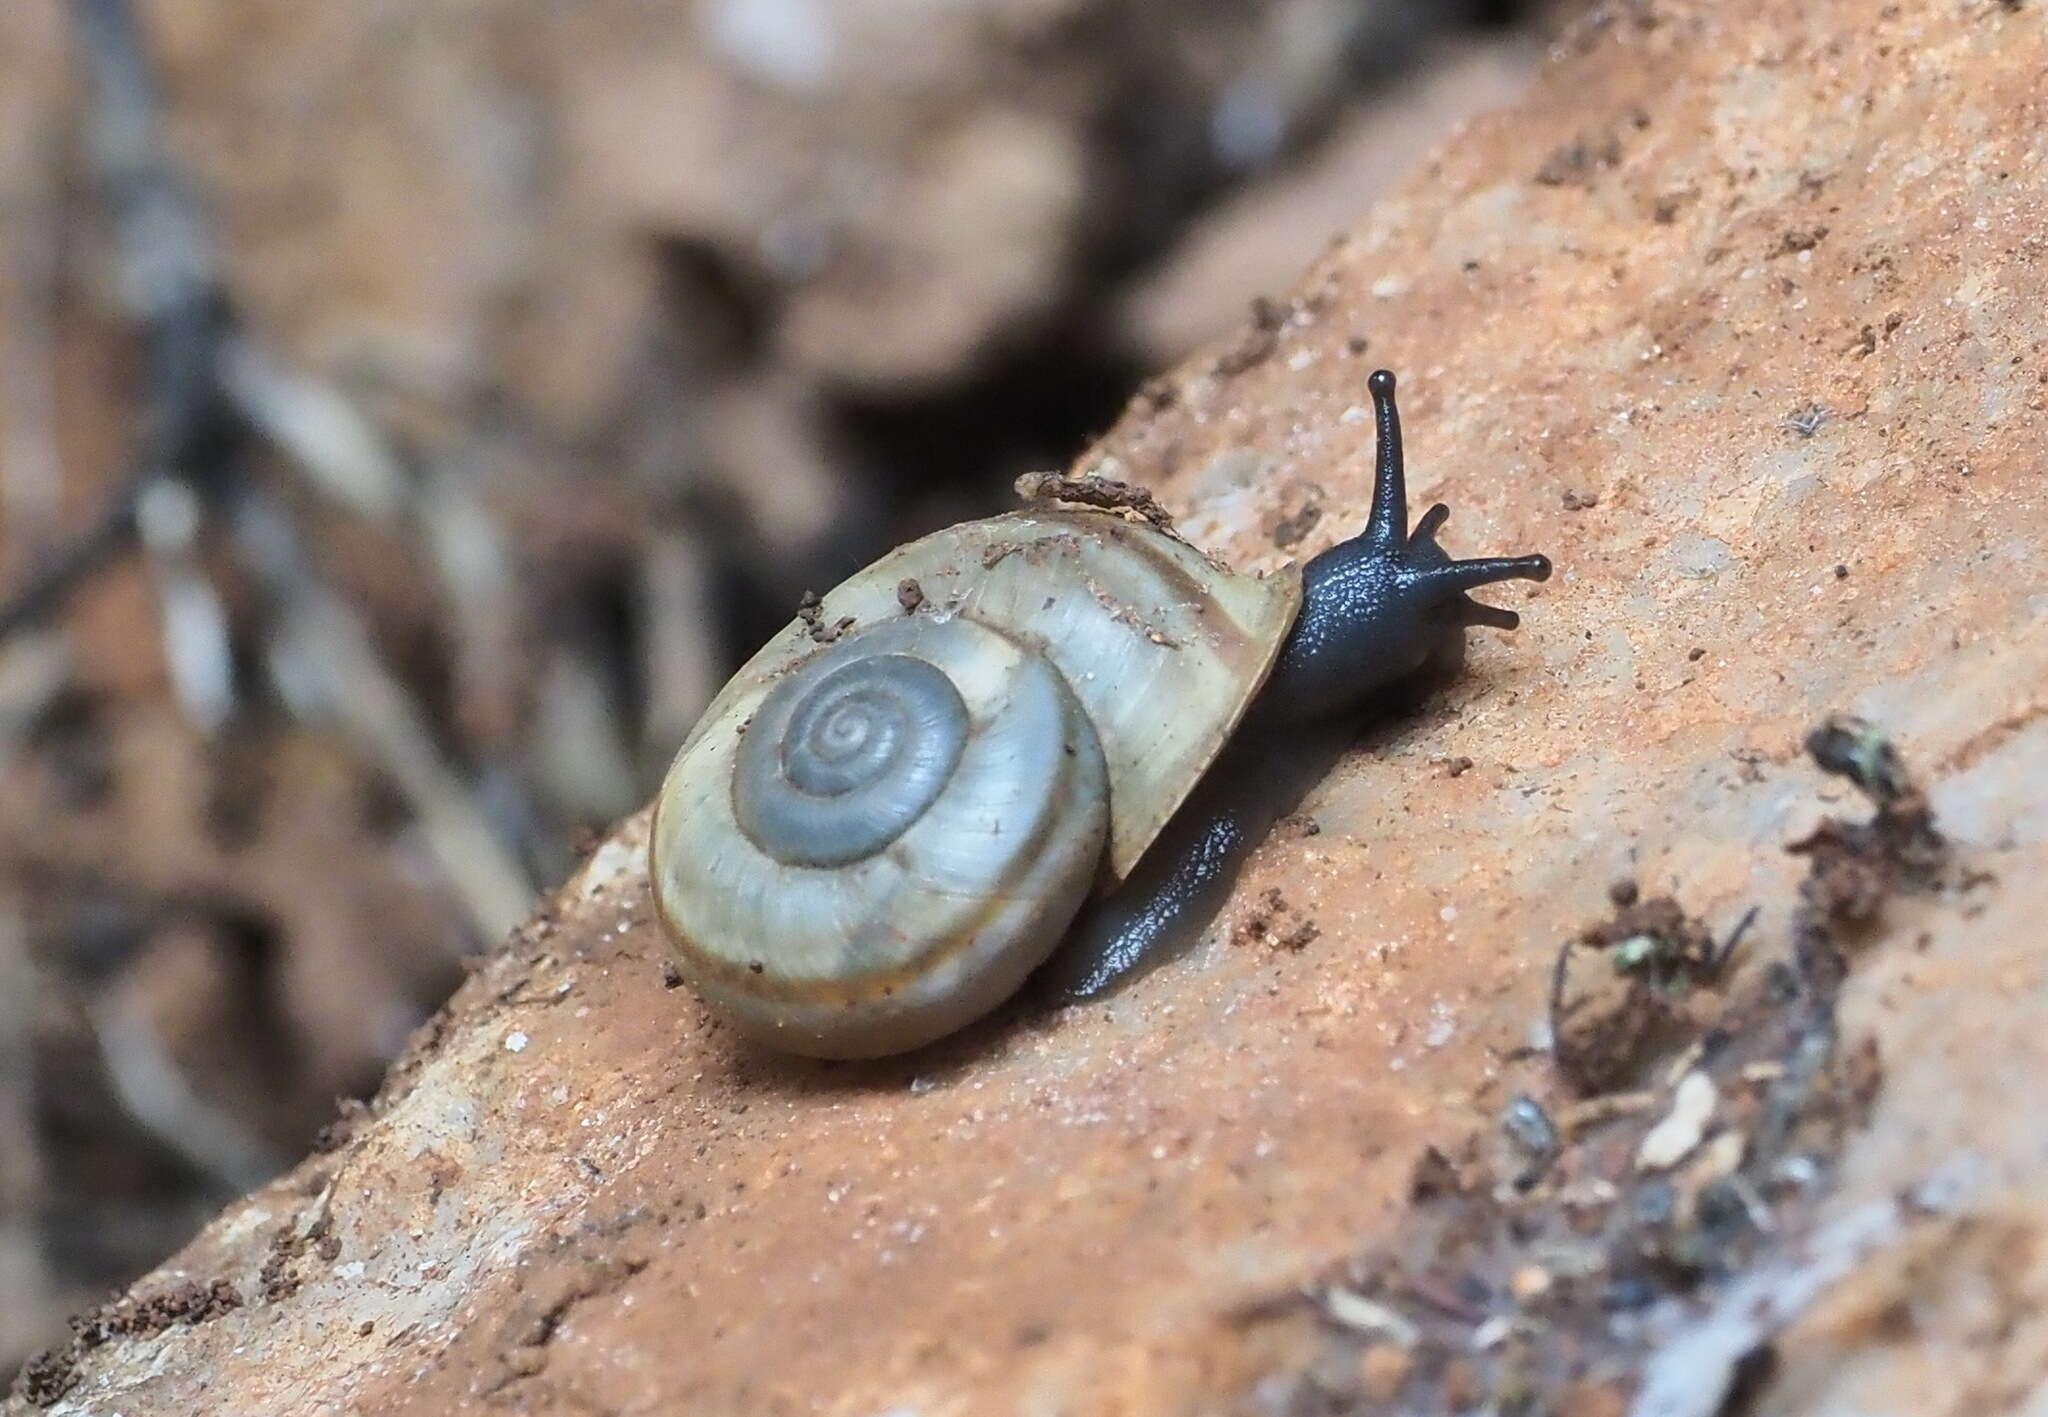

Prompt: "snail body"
[651,371,1551,1058]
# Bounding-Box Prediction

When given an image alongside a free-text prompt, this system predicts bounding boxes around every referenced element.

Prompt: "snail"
[650,371,1551,1058]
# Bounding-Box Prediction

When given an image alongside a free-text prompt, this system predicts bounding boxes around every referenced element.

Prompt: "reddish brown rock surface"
[13,0,2048,1412]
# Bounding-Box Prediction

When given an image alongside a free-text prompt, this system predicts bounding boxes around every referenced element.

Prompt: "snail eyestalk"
[1364,368,1408,549]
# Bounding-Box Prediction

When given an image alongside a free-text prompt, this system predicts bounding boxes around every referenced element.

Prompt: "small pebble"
[1322,1288,1419,1345]
[1636,1071,1717,1170]
[1502,1094,1559,1158]
[1471,1315,1514,1351]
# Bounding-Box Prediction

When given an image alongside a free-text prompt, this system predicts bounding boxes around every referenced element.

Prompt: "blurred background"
[0,0,1575,1376]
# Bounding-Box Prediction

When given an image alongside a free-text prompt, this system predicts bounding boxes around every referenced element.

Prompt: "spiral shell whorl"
[652,613,1109,1057]
[734,651,969,867]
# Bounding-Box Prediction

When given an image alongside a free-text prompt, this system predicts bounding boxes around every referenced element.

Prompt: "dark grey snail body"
[651,370,1551,1057]
[1039,369,1550,1000]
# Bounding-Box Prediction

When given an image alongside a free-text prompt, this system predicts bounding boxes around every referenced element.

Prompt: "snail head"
[1260,370,1552,723]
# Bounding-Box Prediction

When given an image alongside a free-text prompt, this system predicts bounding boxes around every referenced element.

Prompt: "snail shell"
[650,508,1301,1058]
